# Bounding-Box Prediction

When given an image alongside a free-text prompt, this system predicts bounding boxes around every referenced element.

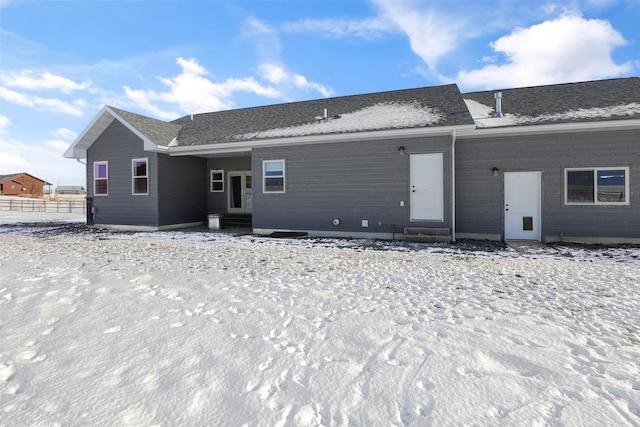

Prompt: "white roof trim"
[63,106,160,159]
[456,118,640,139]
[169,124,474,156]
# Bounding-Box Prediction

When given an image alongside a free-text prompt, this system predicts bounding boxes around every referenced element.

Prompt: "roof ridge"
[462,76,639,95]
[171,83,462,122]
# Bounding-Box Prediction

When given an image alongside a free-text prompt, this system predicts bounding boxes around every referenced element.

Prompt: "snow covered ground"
[1,212,639,426]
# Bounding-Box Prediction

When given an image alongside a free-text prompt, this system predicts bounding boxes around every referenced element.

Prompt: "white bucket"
[207,214,223,230]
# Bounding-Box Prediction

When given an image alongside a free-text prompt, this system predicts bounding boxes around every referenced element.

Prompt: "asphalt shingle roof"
[170,84,474,146]
[0,173,49,184]
[100,78,639,150]
[109,106,183,147]
[463,77,640,127]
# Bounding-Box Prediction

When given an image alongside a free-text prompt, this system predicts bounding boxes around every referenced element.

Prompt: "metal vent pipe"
[494,92,503,118]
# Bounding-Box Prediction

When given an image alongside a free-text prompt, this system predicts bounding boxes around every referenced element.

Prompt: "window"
[94,161,108,196]
[565,167,628,205]
[210,170,224,192]
[263,160,285,193]
[132,158,148,195]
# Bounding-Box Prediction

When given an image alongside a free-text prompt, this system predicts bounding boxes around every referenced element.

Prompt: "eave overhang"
[456,118,640,139]
[63,106,164,159]
[168,124,475,157]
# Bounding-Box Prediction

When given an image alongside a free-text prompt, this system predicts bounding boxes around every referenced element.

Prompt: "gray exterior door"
[228,171,252,214]
[504,171,541,240]
[410,153,444,221]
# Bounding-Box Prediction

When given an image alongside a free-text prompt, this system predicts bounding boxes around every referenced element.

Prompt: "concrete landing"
[506,240,546,254]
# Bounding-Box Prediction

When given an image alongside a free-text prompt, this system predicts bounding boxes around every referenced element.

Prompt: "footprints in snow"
[0,339,47,397]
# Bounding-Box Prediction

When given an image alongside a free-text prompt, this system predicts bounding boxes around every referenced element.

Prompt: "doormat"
[268,232,309,239]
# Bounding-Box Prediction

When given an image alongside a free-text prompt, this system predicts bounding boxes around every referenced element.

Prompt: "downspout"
[451,129,456,242]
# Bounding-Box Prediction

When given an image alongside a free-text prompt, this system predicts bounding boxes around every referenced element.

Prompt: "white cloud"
[258,63,333,98]
[45,139,71,152]
[282,17,394,39]
[0,115,9,134]
[0,136,84,185]
[123,87,179,120]
[1,70,90,93]
[0,87,84,116]
[242,17,334,98]
[242,16,282,62]
[124,57,279,117]
[157,57,279,112]
[125,57,333,118]
[51,128,77,140]
[292,74,333,98]
[457,14,632,89]
[371,0,467,70]
[0,113,83,184]
[260,63,289,84]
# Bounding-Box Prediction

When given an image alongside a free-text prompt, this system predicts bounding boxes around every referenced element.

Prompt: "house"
[0,173,51,197]
[458,79,639,243]
[55,186,87,196]
[63,77,640,244]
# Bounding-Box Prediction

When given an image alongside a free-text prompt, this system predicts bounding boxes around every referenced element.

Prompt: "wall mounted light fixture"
[398,146,405,155]
[492,167,500,176]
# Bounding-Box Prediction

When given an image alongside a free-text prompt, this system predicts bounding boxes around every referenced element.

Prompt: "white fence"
[0,198,86,214]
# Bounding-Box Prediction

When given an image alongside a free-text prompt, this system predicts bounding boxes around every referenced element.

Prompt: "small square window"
[597,169,626,203]
[132,158,148,195]
[94,161,108,196]
[211,170,224,192]
[263,160,285,193]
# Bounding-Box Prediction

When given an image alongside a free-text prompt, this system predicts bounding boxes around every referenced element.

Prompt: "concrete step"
[223,214,252,228]
[403,227,451,243]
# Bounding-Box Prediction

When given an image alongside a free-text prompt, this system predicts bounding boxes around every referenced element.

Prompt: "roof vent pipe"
[494,92,503,118]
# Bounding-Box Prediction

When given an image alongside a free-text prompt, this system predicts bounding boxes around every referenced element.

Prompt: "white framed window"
[210,169,224,192]
[565,167,629,205]
[94,161,108,196]
[263,159,285,193]
[132,158,148,195]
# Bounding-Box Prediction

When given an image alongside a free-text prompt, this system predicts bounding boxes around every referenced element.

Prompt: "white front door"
[228,171,252,214]
[410,153,444,221]
[504,171,541,240]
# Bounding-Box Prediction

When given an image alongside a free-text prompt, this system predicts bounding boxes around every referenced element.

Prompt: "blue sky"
[1,0,638,187]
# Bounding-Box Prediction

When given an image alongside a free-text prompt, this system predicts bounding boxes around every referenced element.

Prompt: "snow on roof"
[234,102,444,140]
[464,99,640,128]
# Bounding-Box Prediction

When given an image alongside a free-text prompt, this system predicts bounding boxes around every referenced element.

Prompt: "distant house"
[0,173,51,198]
[64,78,640,244]
[56,186,86,195]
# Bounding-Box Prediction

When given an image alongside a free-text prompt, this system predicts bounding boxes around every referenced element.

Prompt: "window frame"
[210,169,224,192]
[94,161,108,196]
[564,167,629,206]
[263,159,285,193]
[132,158,149,196]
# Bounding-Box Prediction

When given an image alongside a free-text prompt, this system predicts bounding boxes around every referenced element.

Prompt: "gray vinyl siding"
[252,136,453,234]
[206,157,252,213]
[87,120,159,226]
[456,129,639,240]
[157,155,208,226]
[88,119,208,227]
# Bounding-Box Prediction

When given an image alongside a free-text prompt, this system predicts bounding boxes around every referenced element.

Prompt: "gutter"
[455,118,640,139]
[451,129,456,242]
[168,124,475,156]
